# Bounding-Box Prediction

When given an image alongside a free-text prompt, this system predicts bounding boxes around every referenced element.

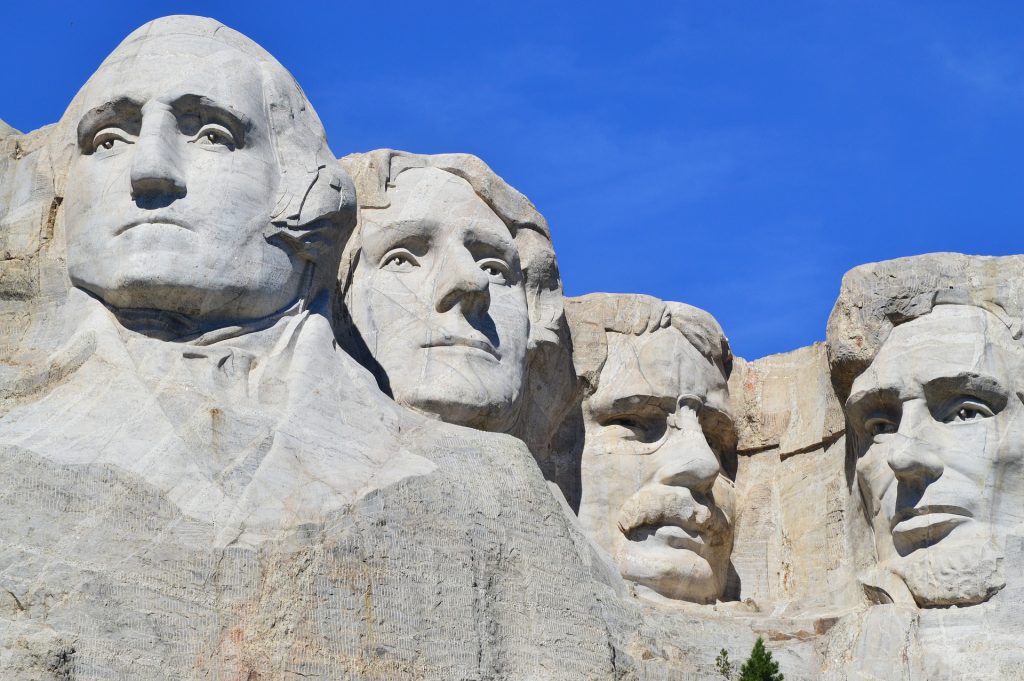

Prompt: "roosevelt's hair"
[564,292,733,401]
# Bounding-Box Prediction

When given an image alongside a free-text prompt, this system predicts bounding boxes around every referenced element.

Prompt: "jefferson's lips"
[422,337,499,359]
[114,217,191,236]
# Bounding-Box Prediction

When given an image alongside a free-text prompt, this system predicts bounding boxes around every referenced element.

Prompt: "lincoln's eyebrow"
[922,372,1010,409]
[169,94,251,147]
[844,385,900,422]
[76,97,142,151]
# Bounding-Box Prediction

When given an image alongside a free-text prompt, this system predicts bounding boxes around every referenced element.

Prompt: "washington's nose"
[655,427,720,495]
[130,106,186,201]
[434,249,490,317]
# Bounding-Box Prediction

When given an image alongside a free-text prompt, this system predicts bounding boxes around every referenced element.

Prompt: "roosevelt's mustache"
[616,485,726,540]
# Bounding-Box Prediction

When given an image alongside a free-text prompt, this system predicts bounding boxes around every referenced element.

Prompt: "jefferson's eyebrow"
[76,97,142,150]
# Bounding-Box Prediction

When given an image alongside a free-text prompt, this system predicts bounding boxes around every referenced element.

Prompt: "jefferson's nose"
[887,404,944,488]
[434,248,490,317]
[130,105,186,201]
[654,423,720,495]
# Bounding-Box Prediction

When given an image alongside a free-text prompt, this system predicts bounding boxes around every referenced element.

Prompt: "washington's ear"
[272,156,356,232]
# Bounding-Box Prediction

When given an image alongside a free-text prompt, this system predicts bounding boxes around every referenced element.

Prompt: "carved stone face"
[579,328,735,604]
[347,167,530,431]
[847,305,1024,607]
[64,42,302,322]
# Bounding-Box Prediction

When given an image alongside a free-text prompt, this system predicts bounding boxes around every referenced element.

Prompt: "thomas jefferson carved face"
[64,39,303,322]
[847,305,1024,607]
[347,167,530,431]
[579,328,735,604]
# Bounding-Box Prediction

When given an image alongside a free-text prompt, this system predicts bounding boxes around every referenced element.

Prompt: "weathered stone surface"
[3,14,1023,681]
[0,119,18,138]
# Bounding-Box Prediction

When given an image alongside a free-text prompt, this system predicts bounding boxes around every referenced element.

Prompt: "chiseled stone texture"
[4,14,1024,681]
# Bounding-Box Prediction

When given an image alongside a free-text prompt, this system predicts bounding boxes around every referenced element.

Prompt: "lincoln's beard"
[890,539,1004,608]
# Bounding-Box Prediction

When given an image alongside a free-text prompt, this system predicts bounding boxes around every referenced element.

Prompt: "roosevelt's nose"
[434,248,490,317]
[653,422,720,495]
[887,404,944,488]
[130,105,186,201]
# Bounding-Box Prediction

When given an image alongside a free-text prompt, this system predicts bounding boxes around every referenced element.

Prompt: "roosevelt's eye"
[91,128,133,153]
[598,413,668,445]
[478,258,510,284]
[381,249,420,272]
[864,415,898,439]
[942,399,995,423]
[191,124,236,149]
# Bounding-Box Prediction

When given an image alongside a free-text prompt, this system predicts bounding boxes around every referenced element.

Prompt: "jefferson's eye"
[381,249,420,272]
[91,128,132,153]
[864,416,898,438]
[478,259,510,284]
[943,399,994,423]
[192,124,236,149]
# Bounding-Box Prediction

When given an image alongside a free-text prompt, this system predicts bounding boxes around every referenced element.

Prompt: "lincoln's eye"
[944,399,994,423]
[864,416,898,438]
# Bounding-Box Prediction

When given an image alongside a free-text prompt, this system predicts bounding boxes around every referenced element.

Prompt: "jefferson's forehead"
[851,306,1022,397]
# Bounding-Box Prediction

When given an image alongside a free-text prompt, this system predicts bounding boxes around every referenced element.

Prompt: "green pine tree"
[738,637,784,681]
[715,648,735,679]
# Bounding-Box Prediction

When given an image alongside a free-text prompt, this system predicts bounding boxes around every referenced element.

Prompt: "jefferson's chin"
[892,540,1004,608]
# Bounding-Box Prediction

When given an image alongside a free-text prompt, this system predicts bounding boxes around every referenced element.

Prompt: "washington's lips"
[114,216,192,236]
[890,505,971,550]
[422,336,499,359]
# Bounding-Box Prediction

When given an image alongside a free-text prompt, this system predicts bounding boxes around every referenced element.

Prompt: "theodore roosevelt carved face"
[570,296,736,604]
[62,23,346,327]
[846,305,1024,607]
[345,167,530,431]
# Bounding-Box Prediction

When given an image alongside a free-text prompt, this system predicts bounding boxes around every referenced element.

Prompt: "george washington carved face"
[62,24,340,326]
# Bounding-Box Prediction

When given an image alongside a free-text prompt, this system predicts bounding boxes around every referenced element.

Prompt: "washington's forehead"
[77,41,267,115]
[854,306,1021,392]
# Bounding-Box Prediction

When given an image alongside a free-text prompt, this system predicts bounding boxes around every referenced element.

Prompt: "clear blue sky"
[3,1,1022,359]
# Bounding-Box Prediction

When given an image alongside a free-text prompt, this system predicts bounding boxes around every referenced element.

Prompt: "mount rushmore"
[1,15,1022,680]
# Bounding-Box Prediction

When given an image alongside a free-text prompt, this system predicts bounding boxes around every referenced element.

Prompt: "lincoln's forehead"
[852,305,1022,395]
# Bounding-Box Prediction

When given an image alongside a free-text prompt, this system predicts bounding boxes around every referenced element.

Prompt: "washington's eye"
[678,394,704,414]
[478,258,510,284]
[943,399,994,423]
[192,124,236,149]
[91,128,132,153]
[381,249,420,272]
[864,416,898,438]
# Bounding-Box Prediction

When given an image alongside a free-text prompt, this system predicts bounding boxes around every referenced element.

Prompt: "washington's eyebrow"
[76,97,143,150]
[169,95,251,146]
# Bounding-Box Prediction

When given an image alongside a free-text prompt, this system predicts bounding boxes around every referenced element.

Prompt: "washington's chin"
[618,542,726,604]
